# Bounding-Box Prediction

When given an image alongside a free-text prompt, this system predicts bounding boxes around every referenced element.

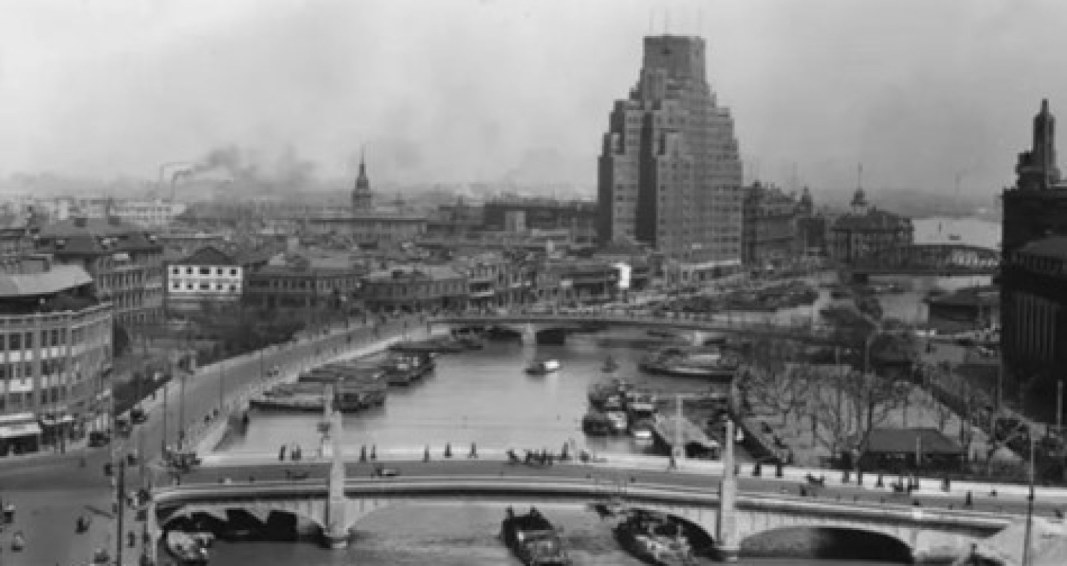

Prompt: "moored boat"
[582,411,613,436]
[639,347,738,382]
[525,359,561,375]
[588,379,631,410]
[500,507,571,566]
[614,510,694,566]
[381,352,435,385]
[165,530,209,565]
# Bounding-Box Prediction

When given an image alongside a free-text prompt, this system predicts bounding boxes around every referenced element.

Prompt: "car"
[130,407,147,424]
[372,464,399,477]
[88,431,111,447]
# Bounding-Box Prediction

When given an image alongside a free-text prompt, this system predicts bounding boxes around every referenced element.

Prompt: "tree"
[743,338,813,427]
[809,366,911,467]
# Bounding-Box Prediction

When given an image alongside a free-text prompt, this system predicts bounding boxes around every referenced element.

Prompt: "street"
[0,315,421,566]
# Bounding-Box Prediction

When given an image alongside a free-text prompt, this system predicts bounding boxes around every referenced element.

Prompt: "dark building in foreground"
[598,35,743,282]
[1001,100,1067,417]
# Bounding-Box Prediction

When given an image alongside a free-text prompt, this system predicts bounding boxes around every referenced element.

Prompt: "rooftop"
[0,263,92,298]
[36,217,161,255]
[862,427,963,455]
[831,208,912,232]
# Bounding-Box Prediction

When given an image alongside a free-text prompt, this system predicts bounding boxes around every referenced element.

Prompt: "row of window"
[0,324,107,352]
[172,266,241,277]
[171,282,240,292]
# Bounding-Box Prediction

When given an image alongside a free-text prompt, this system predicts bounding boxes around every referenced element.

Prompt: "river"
[207,215,1002,565]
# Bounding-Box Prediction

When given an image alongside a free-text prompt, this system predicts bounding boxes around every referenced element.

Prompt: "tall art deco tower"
[597,35,744,269]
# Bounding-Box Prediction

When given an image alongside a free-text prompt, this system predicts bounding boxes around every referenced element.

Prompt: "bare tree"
[743,339,812,426]
[809,366,911,466]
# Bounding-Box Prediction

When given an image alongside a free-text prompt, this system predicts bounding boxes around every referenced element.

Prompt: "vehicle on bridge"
[613,509,695,566]
[501,506,571,566]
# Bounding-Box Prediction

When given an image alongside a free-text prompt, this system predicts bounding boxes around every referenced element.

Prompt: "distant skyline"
[3,0,1066,198]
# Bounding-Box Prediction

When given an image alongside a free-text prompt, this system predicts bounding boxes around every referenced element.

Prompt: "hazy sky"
[3,0,1067,198]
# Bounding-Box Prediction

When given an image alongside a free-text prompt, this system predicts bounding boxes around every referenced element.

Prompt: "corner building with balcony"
[0,255,113,455]
[598,35,744,283]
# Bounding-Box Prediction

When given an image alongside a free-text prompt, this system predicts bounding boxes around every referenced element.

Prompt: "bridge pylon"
[323,408,350,549]
[716,419,740,562]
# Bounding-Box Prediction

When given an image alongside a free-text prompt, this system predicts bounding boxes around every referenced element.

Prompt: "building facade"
[361,265,468,314]
[828,188,913,263]
[306,155,427,244]
[482,197,598,244]
[598,35,744,280]
[243,254,364,318]
[741,182,797,267]
[165,246,263,315]
[0,255,113,455]
[34,216,164,329]
[1000,100,1067,417]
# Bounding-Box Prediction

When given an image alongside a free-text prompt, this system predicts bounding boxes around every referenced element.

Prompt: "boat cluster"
[165,530,214,565]
[502,506,697,566]
[248,351,435,413]
[583,378,658,441]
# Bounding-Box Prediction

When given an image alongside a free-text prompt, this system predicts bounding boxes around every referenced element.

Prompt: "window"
[230,268,238,276]
[199,267,210,276]
[171,267,180,275]
[199,283,210,291]
[186,267,193,275]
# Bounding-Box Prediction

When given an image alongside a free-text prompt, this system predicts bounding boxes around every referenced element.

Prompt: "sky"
[2,0,1066,199]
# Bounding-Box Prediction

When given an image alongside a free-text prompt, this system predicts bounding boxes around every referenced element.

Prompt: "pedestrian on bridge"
[423,446,430,463]
[278,445,287,462]
[359,445,367,462]
[468,443,478,459]
[370,445,377,460]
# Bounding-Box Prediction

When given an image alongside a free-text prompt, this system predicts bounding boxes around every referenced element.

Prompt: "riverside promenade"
[0,315,427,566]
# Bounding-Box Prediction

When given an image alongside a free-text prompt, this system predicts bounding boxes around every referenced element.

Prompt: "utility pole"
[219,362,225,414]
[115,458,126,566]
[178,372,186,450]
[1022,432,1035,566]
[160,381,168,456]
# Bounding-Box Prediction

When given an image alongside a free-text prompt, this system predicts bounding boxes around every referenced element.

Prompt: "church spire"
[352,146,373,212]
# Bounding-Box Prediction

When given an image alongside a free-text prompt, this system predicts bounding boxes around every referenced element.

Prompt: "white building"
[165,246,245,314]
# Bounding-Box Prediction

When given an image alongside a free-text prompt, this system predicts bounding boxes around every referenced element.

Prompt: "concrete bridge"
[430,312,836,345]
[850,243,999,280]
[151,473,1010,563]
[150,419,1011,563]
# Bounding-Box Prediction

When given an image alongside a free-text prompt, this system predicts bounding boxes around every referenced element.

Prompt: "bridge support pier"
[322,408,351,549]
[715,419,740,562]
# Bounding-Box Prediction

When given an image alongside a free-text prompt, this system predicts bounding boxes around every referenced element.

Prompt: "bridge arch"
[739,525,912,563]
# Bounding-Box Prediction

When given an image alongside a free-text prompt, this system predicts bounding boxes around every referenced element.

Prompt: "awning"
[0,422,42,440]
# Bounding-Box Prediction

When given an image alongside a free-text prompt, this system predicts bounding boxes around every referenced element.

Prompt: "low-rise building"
[243,253,364,319]
[828,188,913,263]
[0,255,113,455]
[483,196,598,244]
[539,259,620,305]
[361,265,468,314]
[34,216,164,330]
[165,246,271,315]
[305,213,428,245]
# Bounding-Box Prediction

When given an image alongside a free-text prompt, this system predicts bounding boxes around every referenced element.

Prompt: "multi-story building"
[17,197,186,228]
[450,252,538,311]
[0,255,113,455]
[34,216,164,329]
[828,188,913,263]
[482,197,597,244]
[741,182,797,268]
[794,187,828,257]
[426,199,484,239]
[1000,100,1067,417]
[598,35,744,282]
[165,246,271,315]
[243,253,364,319]
[306,156,427,244]
[361,265,468,314]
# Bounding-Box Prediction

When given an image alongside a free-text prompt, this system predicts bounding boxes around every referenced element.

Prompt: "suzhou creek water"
[209,216,998,566]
